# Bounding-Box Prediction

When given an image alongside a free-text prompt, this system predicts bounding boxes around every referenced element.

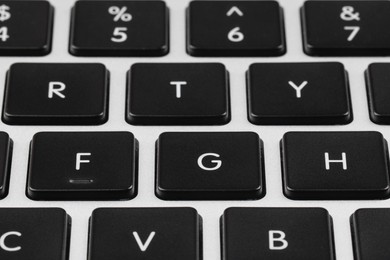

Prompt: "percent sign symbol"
[108,6,132,22]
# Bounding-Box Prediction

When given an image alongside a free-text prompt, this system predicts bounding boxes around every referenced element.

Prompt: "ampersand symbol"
[340,6,360,21]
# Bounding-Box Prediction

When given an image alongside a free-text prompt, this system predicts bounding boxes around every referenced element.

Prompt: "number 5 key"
[69,0,169,57]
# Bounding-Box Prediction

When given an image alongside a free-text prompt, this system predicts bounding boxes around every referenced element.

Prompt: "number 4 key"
[0,1,54,56]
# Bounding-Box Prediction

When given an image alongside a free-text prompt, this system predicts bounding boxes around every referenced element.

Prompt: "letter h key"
[281,131,390,200]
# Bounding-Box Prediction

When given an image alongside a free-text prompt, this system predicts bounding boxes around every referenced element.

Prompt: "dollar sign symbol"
[0,5,11,22]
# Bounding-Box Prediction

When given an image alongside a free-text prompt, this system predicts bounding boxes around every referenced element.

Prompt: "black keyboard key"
[0,1,53,56]
[351,208,390,260]
[70,1,169,56]
[247,62,352,125]
[0,132,12,199]
[187,0,286,56]
[365,63,390,124]
[126,63,230,125]
[2,63,109,125]
[302,1,390,56]
[155,132,265,200]
[281,132,390,200]
[221,207,335,260]
[88,208,202,260]
[27,132,138,200]
[0,208,71,260]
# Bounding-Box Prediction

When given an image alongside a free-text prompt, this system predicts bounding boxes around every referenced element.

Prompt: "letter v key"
[133,231,156,252]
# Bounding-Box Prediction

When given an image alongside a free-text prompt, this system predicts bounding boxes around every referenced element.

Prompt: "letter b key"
[221,208,335,260]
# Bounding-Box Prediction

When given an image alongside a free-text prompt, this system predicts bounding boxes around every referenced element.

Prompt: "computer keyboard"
[1,0,390,259]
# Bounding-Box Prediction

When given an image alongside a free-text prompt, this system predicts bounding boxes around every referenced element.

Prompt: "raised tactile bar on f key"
[0,1,53,56]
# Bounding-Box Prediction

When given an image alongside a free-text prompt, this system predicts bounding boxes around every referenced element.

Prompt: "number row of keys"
[2,0,390,56]
[0,131,389,201]
[3,62,390,125]
[0,207,388,260]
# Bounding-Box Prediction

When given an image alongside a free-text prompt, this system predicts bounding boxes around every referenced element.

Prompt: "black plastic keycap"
[155,132,265,200]
[365,63,390,124]
[27,132,138,200]
[0,132,12,199]
[70,0,169,56]
[2,63,109,125]
[0,1,53,56]
[281,132,390,200]
[302,1,390,56]
[221,207,335,260]
[88,208,202,260]
[247,62,352,125]
[187,0,286,56]
[0,208,71,260]
[351,208,390,260]
[126,63,230,125]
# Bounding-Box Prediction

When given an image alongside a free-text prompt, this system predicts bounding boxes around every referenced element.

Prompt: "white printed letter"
[197,153,222,171]
[0,231,22,252]
[76,153,91,170]
[170,81,187,98]
[324,152,347,170]
[48,82,66,99]
[269,230,288,250]
[133,232,156,252]
[288,81,308,98]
